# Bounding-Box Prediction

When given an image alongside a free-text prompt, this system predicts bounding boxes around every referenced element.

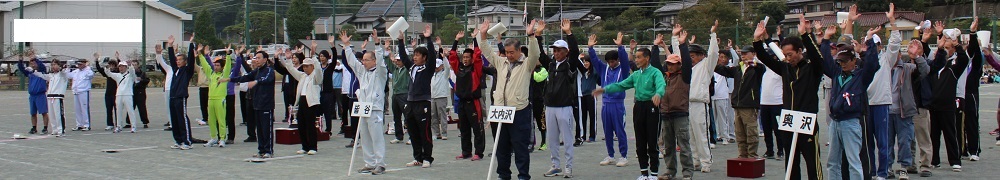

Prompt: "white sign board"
[350,102,374,117]
[487,106,516,124]
[778,109,817,135]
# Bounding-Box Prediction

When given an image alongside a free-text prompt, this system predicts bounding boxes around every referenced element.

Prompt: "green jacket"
[603,65,666,101]
[200,54,232,100]
[386,55,410,95]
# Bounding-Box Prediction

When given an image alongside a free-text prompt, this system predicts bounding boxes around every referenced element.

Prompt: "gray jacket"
[889,56,929,118]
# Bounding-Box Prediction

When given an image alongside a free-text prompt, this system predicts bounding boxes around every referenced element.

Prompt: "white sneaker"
[971,155,980,161]
[218,140,226,148]
[996,140,1000,146]
[179,145,192,150]
[170,144,181,149]
[721,141,730,145]
[197,119,207,125]
[951,165,962,172]
[296,150,306,154]
[616,157,628,167]
[389,139,402,144]
[701,165,711,173]
[406,140,412,145]
[600,157,615,166]
[421,160,432,168]
[204,139,218,147]
[307,150,317,155]
[709,144,716,149]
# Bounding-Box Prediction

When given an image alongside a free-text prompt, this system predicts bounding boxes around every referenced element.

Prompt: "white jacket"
[279,57,323,107]
[712,72,730,100]
[345,46,388,112]
[155,54,174,91]
[431,58,451,99]
[866,30,902,105]
[104,64,136,96]
[760,65,783,105]
[30,68,70,95]
[67,65,94,94]
[675,33,719,103]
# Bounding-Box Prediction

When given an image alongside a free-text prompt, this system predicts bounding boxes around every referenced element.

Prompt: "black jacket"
[715,63,765,108]
[398,36,437,102]
[133,68,149,96]
[166,43,195,98]
[754,34,825,114]
[542,35,586,107]
[927,36,974,111]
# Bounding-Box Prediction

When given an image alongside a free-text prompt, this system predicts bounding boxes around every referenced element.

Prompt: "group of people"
[14,2,998,179]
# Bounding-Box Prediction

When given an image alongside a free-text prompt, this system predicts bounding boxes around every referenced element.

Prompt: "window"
[510,17,514,24]
[496,16,501,23]
[480,17,484,23]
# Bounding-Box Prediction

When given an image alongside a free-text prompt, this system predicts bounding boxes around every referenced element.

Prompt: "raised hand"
[196,44,204,54]
[525,20,536,36]
[561,18,572,34]
[754,21,768,41]
[423,24,432,38]
[672,24,683,36]
[867,26,882,39]
[203,45,212,55]
[535,19,546,36]
[614,32,624,46]
[588,34,598,47]
[155,44,163,54]
[934,21,945,34]
[361,39,369,50]
[726,39,733,50]
[372,29,380,41]
[849,4,860,21]
[340,30,352,45]
[238,44,246,54]
[455,30,465,40]
[678,31,689,44]
[398,30,406,40]
[798,14,809,35]
[922,25,934,42]
[115,51,121,59]
[189,33,196,43]
[310,40,318,53]
[824,25,838,40]
[630,39,638,50]
[813,20,823,33]
[383,39,391,50]
[710,20,719,33]
[435,36,442,46]
[971,16,979,32]
[654,33,665,47]
[167,35,175,47]
[886,3,896,24]
[688,35,696,44]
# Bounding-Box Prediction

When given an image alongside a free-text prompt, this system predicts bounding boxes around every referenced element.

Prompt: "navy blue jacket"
[398,36,437,102]
[167,43,196,98]
[822,38,879,120]
[230,58,276,110]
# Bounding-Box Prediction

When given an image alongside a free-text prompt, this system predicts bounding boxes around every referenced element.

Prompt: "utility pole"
[18,1,24,90]
[245,0,250,45]
[142,1,147,66]
[332,0,336,37]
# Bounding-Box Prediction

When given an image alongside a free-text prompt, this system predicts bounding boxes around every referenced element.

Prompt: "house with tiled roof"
[652,0,698,32]
[465,5,527,36]
[546,9,600,28]
[350,0,424,36]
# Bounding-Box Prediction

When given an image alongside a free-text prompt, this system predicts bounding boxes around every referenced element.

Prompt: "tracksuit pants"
[391,94,407,141]
[360,110,387,168]
[199,87,208,120]
[778,127,823,180]
[713,99,736,141]
[660,114,694,178]
[930,110,961,167]
[734,108,760,158]
[868,105,891,178]
[207,98,228,141]
[135,94,149,125]
[115,95,139,131]
[46,95,65,134]
[688,102,713,168]
[546,106,575,169]
[226,95,236,141]
[341,95,359,139]
[169,97,192,146]
[405,101,434,163]
[164,90,171,127]
[297,98,319,151]
[104,92,116,127]
[321,91,339,132]
[761,105,786,157]
[458,100,485,157]
[496,105,532,180]
[602,101,627,158]
[958,96,981,156]
[74,91,90,128]
[240,92,256,140]
[431,97,449,137]
[631,101,656,174]
[255,109,274,154]
[530,99,547,147]
[577,95,597,142]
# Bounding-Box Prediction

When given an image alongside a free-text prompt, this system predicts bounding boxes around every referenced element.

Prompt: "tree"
[436,14,467,43]
[285,0,315,46]
[598,7,655,44]
[194,9,224,48]
[248,11,278,45]
[677,0,740,45]
[340,24,359,41]
[755,1,787,26]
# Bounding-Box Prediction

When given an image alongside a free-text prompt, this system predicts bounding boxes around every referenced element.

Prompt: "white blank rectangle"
[14,19,142,42]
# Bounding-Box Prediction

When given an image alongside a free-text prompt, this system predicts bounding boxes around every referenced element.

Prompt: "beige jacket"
[479,37,540,110]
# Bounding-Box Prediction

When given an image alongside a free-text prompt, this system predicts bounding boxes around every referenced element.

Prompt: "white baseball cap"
[549,40,569,49]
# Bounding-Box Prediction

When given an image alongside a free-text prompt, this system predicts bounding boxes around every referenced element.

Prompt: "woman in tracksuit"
[28,59,69,136]
[587,33,632,167]
[198,48,233,147]
[95,58,117,131]
[278,50,323,155]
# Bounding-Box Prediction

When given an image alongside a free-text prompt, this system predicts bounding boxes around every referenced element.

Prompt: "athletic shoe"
[600,157,616,166]
[218,140,226,148]
[406,140,412,145]
[701,166,711,173]
[244,138,257,142]
[123,125,132,129]
[897,170,909,180]
[296,150,306,154]
[776,154,783,161]
[389,139,402,144]
[163,123,171,127]
[758,133,764,137]
[104,126,113,131]
[681,175,692,180]
[573,140,582,147]
[41,127,48,134]
[951,165,962,172]
[996,140,1000,146]
[71,127,83,131]
[919,169,931,177]
[405,160,422,167]
[543,168,562,177]
[538,143,548,151]
[357,166,374,173]
[130,128,136,133]
[636,175,649,180]
[112,127,122,133]
[471,155,482,161]
[197,119,207,125]
[441,136,448,140]
[143,124,148,129]
[721,141,730,145]
[307,150,317,155]
[563,168,573,178]
[709,144,716,149]
[261,153,272,158]
[179,145,192,150]
[762,154,775,159]
[971,155,980,161]
[457,154,471,160]
[421,160,431,168]
[728,138,736,143]
[82,127,90,131]
[371,166,386,175]
[616,157,628,167]
[163,127,172,131]
[991,128,1000,136]
[905,166,918,174]
[345,140,355,148]
[170,144,180,149]
[204,139,218,147]
[239,122,246,126]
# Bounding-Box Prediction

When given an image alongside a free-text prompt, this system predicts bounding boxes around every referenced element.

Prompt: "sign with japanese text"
[778,109,817,135]
[487,106,516,124]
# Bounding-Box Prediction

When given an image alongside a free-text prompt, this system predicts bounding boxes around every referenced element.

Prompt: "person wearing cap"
[276,47,323,155]
[856,5,905,179]
[383,39,410,145]
[198,45,234,147]
[671,21,721,173]
[538,19,586,178]
[887,35,930,180]
[67,58,95,131]
[430,43,453,141]
[225,49,277,158]
[710,44,739,147]
[926,20,978,173]
[586,32,632,167]
[752,15,826,180]
[100,52,139,133]
[164,35,198,150]
[650,30,697,180]
[28,59,70,136]
[714,42,766,159]
[593,36,665,179]
[125,59,151,129]
[18,53,50,135]
[397,25,438,168]
[339,30,389,175]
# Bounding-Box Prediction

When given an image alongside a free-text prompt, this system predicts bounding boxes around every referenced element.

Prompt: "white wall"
[2,1,184,61]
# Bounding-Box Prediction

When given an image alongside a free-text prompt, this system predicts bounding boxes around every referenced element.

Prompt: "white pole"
[486,123,504,180]
[783,133,800,180]
[347,117,364,176]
